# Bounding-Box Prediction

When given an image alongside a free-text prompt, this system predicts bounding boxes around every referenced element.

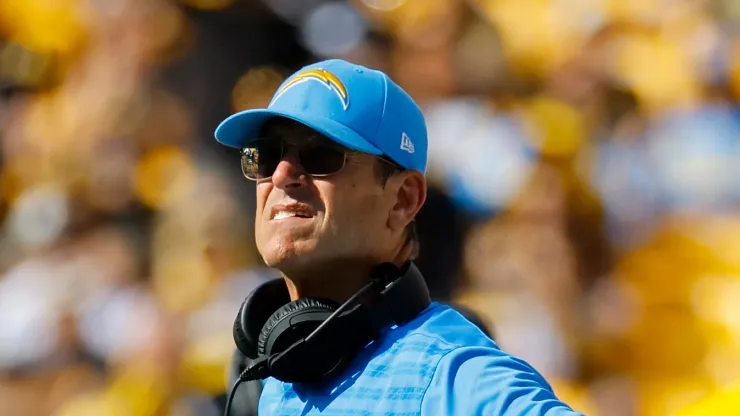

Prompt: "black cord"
[223,378,244,416]
[305,279,378,343]
[224,356,270,416]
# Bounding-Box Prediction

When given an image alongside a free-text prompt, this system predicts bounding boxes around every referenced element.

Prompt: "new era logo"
[400,132,415,154]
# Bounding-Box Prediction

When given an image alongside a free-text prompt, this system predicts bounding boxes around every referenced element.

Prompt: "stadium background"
[1,0,740,414]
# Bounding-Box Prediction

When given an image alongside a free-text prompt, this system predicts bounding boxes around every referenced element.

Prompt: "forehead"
[260,117,339,148]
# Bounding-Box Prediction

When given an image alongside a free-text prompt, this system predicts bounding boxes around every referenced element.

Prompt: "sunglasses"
[240,138,356,181]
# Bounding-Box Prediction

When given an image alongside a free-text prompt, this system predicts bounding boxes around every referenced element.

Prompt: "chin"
[259,238,320,270]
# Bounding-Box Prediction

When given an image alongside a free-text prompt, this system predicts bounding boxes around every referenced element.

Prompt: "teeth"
[273,210,311,220]
[274,211,296,220]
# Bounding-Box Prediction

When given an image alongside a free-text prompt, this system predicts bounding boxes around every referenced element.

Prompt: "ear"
[387,170,427,233]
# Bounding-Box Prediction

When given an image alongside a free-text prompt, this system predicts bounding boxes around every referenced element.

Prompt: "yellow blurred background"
[1,0,740,414]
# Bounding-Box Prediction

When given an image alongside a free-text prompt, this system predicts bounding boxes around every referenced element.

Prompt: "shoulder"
[420,344,583,415]
[373,301,496,366]
[396,303,582,416]
[370,303,495,373]
[400,302,496,348]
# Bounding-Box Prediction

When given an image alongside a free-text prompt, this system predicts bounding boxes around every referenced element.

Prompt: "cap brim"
[215,109,383,155]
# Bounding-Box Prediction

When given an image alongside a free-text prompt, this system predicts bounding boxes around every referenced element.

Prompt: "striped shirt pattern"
[258,303,583,416]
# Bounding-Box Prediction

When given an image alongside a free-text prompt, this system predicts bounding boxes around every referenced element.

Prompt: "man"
[215,59,582,415]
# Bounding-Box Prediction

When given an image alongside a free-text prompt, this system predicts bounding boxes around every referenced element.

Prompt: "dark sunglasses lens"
[299,145,347,176]
[241,141,282,180]
[241,141,347,180]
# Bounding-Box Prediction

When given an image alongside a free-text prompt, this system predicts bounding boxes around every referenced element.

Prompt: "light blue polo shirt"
[257,302,584,415]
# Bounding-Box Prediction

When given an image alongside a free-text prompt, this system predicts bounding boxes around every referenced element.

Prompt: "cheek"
[315,184,336,225]
[323,185,384,235]
[254,184,271,224]
[256,184,271,210]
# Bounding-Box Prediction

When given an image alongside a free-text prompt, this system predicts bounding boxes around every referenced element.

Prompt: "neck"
[281,247,413,304]
[280,260,371,304]
[281,237,414,304]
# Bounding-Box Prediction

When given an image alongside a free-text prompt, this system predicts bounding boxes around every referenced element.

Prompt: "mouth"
[270,204,315,221]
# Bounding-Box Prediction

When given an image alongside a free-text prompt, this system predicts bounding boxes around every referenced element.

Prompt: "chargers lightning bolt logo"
[270,69,350,110]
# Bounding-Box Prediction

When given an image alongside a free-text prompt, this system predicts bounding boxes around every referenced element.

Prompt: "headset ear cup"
[233,298,254,358]
[258,298,338,357]
[233,279,292,359]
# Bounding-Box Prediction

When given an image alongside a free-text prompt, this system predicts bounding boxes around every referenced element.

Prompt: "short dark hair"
[374,158,419,260]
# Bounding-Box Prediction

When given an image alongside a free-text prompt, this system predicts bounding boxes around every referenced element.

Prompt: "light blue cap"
[214,59,428,174]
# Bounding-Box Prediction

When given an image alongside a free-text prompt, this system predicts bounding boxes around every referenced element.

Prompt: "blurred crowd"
[1,0,740,415]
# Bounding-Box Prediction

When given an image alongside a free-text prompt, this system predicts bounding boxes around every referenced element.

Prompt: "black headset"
[224,261,431,415]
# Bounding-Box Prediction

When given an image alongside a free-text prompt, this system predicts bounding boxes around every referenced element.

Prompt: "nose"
[271,147,307,189]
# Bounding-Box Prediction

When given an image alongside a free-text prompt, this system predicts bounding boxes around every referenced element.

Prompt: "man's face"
[252,119,397,271]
